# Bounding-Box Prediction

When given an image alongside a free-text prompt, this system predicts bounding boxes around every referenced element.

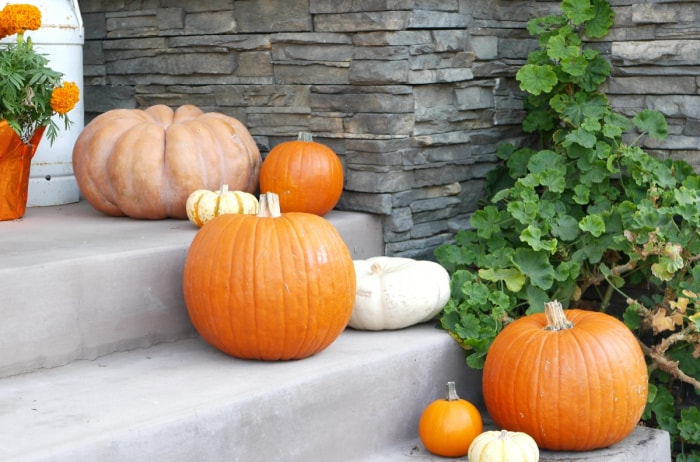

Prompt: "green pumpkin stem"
[258,192,282,218]
[297,132,313,142]
[544,300,574,331]
[445,381,460,401]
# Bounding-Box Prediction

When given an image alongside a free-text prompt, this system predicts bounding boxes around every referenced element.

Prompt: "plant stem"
[445,381,460,401]
[544,300,574,330]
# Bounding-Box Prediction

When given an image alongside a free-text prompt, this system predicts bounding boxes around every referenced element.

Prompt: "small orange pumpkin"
[182,192,356,360]
[482,300,648,451]
[259,132,343,216]
[418,381,483,458]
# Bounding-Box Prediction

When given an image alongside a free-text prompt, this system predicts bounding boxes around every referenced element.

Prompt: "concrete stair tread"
[363,426,670,461]
[0,324,482,462]
[0,200,380,269]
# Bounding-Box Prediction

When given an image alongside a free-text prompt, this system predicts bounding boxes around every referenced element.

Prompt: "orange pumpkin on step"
[482,300,648,451]
[259,132,344,216]
[418,381,483,458]
[182,192,356,360]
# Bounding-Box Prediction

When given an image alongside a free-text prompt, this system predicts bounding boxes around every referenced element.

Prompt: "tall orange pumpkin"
[72,104,261,219]
[259,132,343,216]
[482,300,648,451]
[182,192,356,360]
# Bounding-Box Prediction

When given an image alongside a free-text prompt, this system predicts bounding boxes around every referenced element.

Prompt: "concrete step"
[0,202,672,461]
[0,201,383,378]
[363,426,671,461]
[0,324,482,462]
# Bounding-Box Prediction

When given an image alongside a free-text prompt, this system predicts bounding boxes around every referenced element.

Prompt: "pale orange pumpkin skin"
[182,193,356,360]
[72,104,261,219]
[482,303,648,451]
[259,132,343,216]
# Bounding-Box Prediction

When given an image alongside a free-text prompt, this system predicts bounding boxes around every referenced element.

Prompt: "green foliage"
[0,34,70,143]
[435,0,700,457]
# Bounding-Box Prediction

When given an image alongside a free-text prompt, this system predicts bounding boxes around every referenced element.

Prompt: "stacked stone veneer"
[77,0,699,259]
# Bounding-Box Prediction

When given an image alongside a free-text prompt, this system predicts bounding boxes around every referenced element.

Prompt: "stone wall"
[77,0,699,259]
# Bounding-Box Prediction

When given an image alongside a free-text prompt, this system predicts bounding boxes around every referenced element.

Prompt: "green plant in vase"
[435,0,700,457]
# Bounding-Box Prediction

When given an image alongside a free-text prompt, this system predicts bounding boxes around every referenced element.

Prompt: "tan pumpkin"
[468,430,540,462]
[72,104,261,219]
[186,184,258,227]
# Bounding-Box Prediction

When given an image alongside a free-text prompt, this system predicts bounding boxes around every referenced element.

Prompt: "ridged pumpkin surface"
[482,303,648,451]
[182,194,356,360]
[259,132,343,216]
[72,104,261,219]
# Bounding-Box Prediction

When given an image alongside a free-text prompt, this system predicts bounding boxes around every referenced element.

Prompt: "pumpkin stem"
[257,192,282,218]
[297,132,314,142]
[544,300,574,331]
[445,381,461,401]
[220,184,229,194]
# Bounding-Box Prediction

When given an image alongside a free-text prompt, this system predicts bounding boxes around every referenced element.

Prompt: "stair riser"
[1,248,195,377]
[6,329,482,462]
[0,208,384,378]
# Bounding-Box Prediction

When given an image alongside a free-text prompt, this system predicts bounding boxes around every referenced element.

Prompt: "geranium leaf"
[547,34,579,61]
[513,248,556,290]
[561,0,595,24]
[633,109,668,140]
[579,213,605,237]
[552,214,581,241]
[565,127,597,148]
[516,64,558,95]
[576,55,611,91]
[585,0,615,38]
[478,268,526,292]
[679,407,700,445]
[470,206,505,239]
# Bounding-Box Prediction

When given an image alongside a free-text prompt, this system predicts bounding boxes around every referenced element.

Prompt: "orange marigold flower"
[0,11,12,38]
[50,81,80,115]
[2,4,41,35]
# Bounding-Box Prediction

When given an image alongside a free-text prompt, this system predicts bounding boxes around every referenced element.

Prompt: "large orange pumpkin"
[72,104,261,219]
[482,300,648,451]
[259,132,343,216]
[182,192,356,360]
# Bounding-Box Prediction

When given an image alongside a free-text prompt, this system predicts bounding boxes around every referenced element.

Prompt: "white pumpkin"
[468,430,539,462]
[186,184,258,227]
[349,256,450,330]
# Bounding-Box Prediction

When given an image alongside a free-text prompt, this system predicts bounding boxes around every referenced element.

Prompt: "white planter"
[0,0,84,206]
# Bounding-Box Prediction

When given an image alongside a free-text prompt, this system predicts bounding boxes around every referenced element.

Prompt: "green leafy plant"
[435,0,700,457]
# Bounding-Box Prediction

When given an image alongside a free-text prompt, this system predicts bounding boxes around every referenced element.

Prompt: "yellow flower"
[0,4,41,37]
[50,81,80,115]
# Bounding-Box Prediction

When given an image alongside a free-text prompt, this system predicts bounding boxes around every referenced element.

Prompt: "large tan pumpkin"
[72,104,261,219]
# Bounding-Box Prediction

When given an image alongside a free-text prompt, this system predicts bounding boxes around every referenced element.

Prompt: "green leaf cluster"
[435,0,700,457]
[0,34,71,143]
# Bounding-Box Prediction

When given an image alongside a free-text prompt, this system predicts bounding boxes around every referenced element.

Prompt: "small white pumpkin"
[468,430,540,462]
[349,256,450,330]
[186,184,259,227]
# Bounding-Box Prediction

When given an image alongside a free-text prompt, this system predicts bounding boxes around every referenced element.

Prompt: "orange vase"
[0,121,46,221]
